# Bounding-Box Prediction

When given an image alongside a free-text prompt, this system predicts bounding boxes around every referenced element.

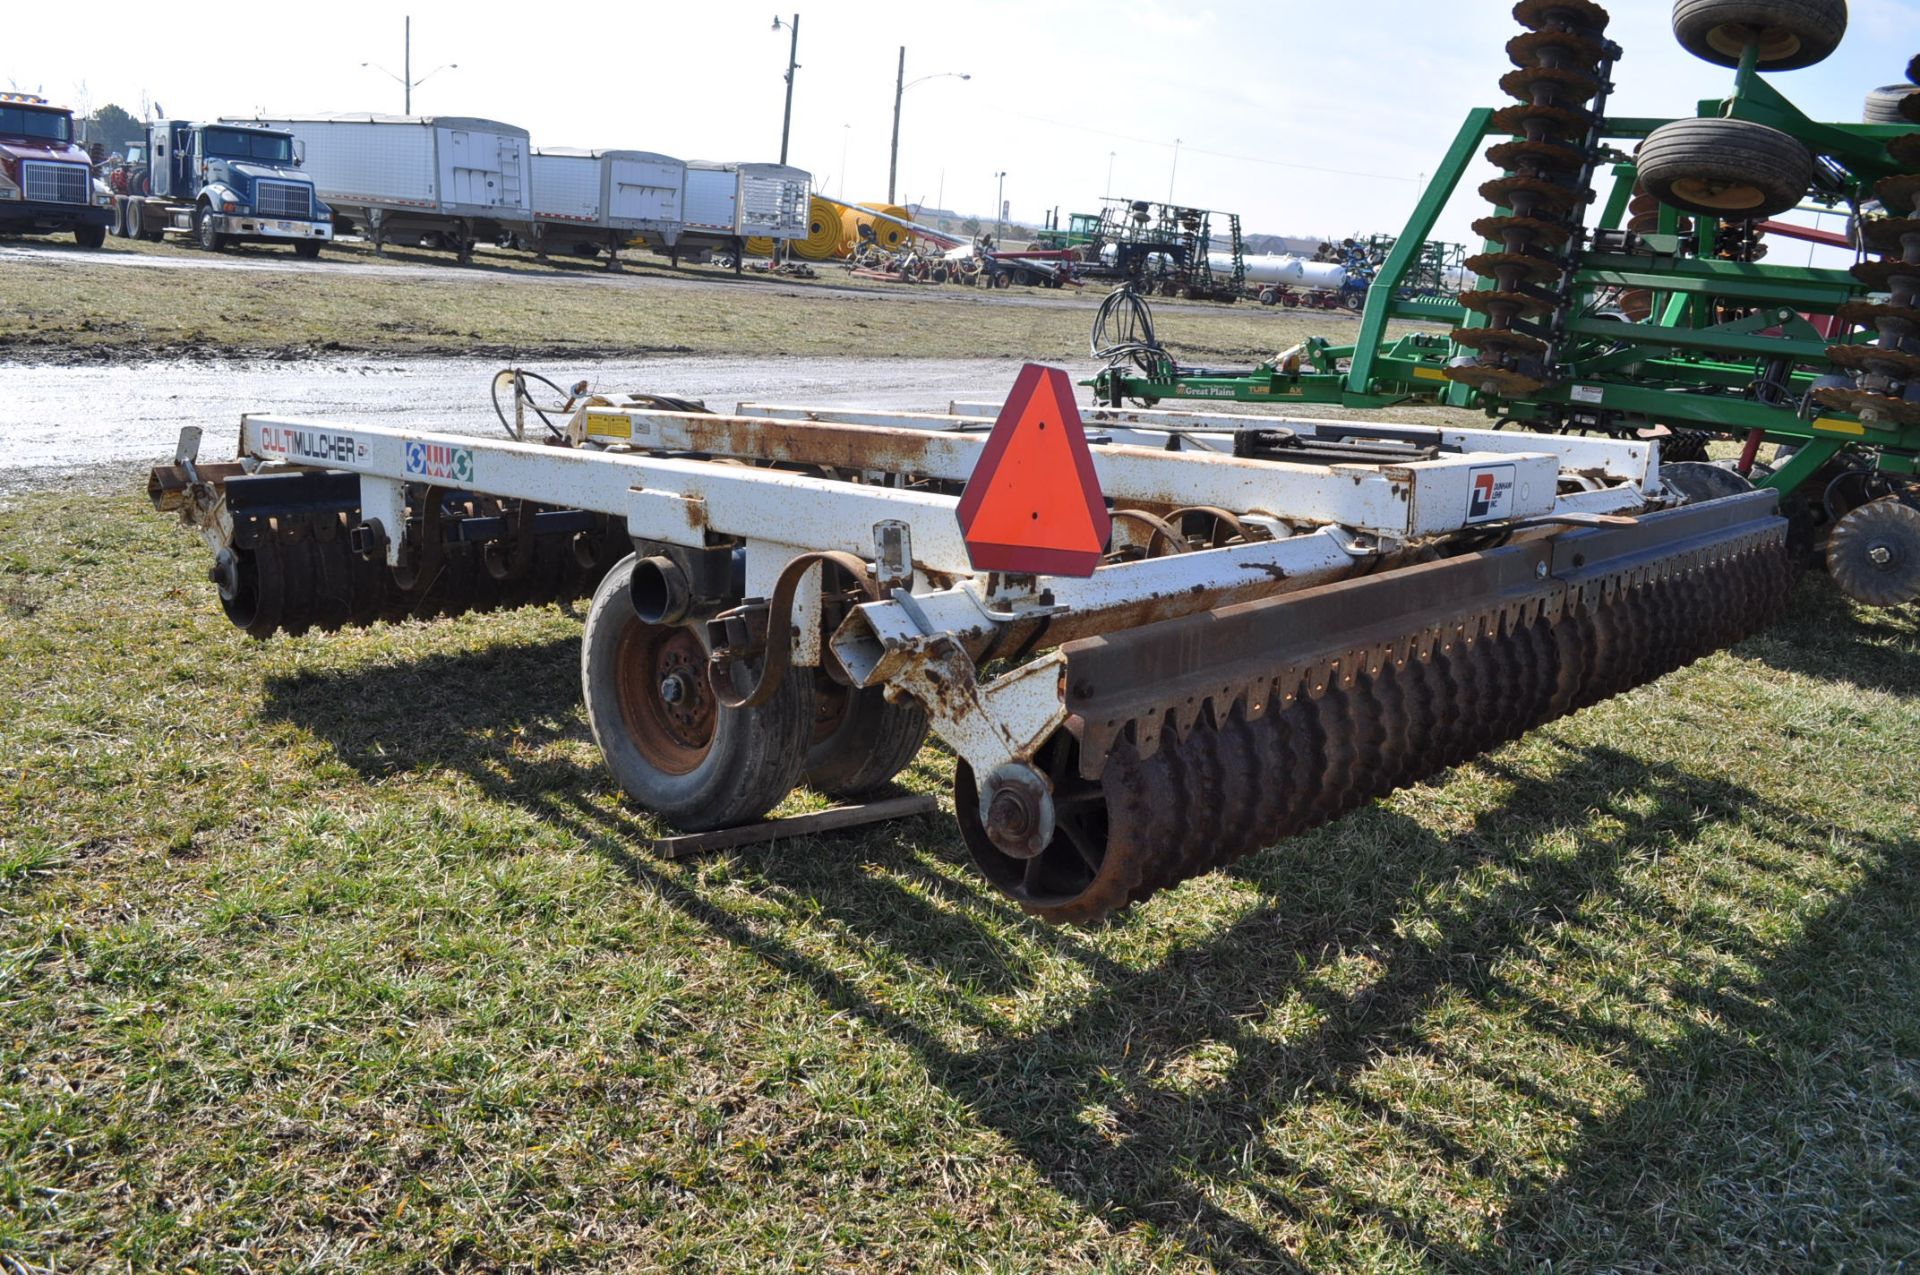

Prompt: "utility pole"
[888,47,905,204]
[993,170,1006,245]
[773,15,800,165]
[1168,137,1181,202]
[890,56,968,207]
[365,17,455,114]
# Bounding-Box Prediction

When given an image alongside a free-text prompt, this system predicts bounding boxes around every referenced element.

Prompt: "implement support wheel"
[583,555,811,829]
[1636,117,1812,219]
[805,673,930,800]
[1672,0,1846,70]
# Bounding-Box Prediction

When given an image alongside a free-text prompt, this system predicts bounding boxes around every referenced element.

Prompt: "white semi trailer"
[523,148,685,268]
[228,113,534,265]
[674,161,810,269]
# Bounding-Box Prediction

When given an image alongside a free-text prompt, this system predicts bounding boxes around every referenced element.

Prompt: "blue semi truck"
[113,120,332,256]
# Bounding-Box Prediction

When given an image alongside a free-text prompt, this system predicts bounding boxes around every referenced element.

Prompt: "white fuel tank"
[1217,253,1348,290]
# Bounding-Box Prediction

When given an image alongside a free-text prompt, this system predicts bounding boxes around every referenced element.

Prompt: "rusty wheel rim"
[959,733,1114,911]
[615,621,716,776]
[810,672,850,747]
[1670,176,1765,212]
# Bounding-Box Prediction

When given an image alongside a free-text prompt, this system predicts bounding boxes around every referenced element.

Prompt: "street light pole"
[773,15,800,166]
[888,47,904,204]
[889,55,968,208]
[363,18,455,115]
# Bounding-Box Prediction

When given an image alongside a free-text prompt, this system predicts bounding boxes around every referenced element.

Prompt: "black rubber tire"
[804,674,930,800]
[1672,0,1846,70]
[1258,289,1277,306]
[582,555,810,830]
[1637,117,1812,219]
[1663,460,1757,503]
[1863,84,1919,124]
[74,223,105,249]
[194,207,226,252]
[293,240,322,260]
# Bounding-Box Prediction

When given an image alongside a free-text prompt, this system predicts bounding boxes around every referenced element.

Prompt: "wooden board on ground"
[649,794,941,859]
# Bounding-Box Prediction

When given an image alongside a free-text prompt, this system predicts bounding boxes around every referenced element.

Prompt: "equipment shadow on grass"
[1744,578,1920,697]
[262,638,1917,1270]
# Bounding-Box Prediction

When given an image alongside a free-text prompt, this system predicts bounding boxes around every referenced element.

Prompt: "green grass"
[0,237,1333,366]
[2,491,1917,1272]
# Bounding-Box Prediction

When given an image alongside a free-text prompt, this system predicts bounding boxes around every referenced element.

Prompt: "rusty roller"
[1450,0,1620,398]
[957,496,1793,924]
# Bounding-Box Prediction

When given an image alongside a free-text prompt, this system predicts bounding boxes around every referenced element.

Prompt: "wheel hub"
[615,621,717,775]
[979,763,1055,859]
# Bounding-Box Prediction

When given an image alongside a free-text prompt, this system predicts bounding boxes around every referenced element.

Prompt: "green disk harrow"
[1090,0,1920,606]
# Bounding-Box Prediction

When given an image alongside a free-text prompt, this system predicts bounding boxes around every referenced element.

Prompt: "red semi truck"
[0,93,113,248]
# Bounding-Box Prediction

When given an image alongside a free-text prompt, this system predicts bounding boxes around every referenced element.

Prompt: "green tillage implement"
[1090,28,1920,533]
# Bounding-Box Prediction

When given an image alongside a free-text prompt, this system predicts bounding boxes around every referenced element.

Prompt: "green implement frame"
[1090,64,1920,501]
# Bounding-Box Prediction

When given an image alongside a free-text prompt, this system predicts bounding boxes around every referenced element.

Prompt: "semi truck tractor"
[0,92,113,247]
[112,120,332,256]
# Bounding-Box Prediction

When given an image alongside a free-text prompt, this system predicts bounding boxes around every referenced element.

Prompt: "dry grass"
[2,489,1916,1272]
[0,237,1338,366]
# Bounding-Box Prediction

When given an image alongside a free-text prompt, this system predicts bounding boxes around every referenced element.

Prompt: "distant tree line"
[80,104,144,155]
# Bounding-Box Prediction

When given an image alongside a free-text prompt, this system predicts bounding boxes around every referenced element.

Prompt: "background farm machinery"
[1035,199,1249,300]
[1091,0,1920,608]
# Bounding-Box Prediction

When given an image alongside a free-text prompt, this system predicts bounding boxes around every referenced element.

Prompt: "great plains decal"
[404,440,475,485]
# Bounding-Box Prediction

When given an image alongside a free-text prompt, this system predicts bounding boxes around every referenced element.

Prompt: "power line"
[987,107,1423,184]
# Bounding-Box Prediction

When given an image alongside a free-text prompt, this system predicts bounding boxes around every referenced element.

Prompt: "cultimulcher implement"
[151,367,1790,923]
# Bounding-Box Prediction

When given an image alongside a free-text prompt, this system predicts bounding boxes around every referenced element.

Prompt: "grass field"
[2,486,1916,1272]
[0,238,1318,366]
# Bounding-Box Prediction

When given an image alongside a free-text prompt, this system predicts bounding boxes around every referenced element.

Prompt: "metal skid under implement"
[150,381,1792,923]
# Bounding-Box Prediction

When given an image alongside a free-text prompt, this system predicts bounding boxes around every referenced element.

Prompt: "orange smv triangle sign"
[956,364,1111,577]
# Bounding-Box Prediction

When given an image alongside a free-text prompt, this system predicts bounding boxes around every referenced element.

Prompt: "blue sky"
[15,0,1920,249]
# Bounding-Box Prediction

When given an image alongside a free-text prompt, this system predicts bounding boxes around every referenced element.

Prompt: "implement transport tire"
[1636,117,1812,219]
[1864,84,1919,123]
[74,224,105,249]
[294,240,322,260]
[583,555,811,830]
[1672,0,1846,70]
[804,674,931,800]
[1662,460,1757,504]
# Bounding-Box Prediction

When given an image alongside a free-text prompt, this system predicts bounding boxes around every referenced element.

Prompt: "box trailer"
[672,160,809,267]
[226,113,533,265]
[521,147,685,269]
